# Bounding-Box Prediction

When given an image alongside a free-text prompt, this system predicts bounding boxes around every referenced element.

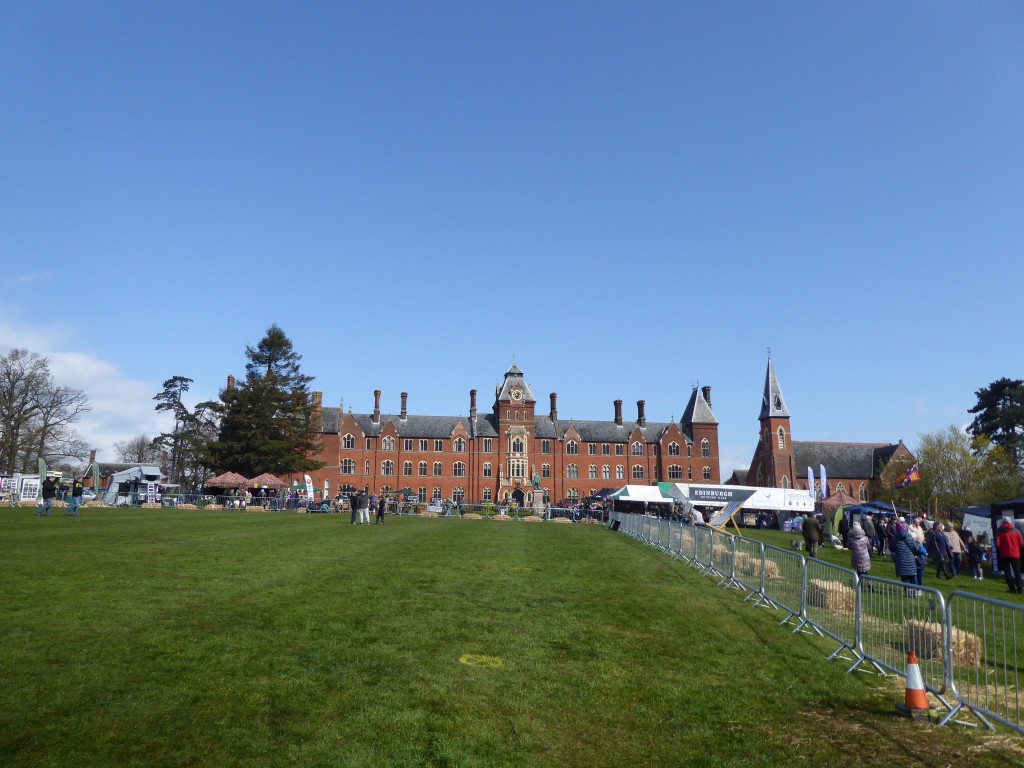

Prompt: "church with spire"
[303,363,720,506]
[731,358,914,501]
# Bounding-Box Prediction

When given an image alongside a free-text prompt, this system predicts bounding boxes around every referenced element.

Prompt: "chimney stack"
[614,399,623,426]
[226,374,235,391]
[311,391,323,432]
[637,400,646,427]
[701,385,712,408]
[550,392,558,421]
[400,392,408,420]
[470,389,477,421]
[373,389,381,423]
[312,391,323,408]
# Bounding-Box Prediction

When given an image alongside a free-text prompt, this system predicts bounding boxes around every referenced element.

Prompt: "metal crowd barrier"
[943,591,1024,733]
[608,513,1024,735]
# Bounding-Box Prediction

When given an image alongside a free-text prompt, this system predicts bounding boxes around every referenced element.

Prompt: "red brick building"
[302,363,720,505]
[730,358,914,501]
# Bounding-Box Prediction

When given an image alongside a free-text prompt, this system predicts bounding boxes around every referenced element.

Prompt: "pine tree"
[206,325,322,478]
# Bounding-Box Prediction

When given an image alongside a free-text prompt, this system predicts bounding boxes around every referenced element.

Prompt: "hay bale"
[462,512,482,519]
[493,514,512,521]
[522,515,543,522]
[904,620,981,668]
[178,503,197,509]
[807,578,856,613]
[552,517,573,524]
[141,502,160,509]
[581,518,602,525]
[205,504,224,510]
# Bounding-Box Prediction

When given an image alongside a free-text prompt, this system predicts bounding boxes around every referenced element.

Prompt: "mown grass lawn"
[1,509,1021,767]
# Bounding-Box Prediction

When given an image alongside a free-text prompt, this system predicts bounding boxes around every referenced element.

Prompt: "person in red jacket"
[995,518,1024,594]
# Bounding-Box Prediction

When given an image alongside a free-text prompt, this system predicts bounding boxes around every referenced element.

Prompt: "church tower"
[746,358,795,488]
[493,363,537,504]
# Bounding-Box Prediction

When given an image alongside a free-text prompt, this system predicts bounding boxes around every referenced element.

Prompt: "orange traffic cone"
[896,651,931,719]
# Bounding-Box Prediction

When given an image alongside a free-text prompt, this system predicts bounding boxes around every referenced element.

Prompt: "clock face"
[511,388,523,401]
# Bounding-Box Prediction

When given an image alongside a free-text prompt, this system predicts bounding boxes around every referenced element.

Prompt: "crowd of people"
[795,510,1024,596]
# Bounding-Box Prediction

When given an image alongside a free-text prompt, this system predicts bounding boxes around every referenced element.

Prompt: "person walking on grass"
[891,520,920,595]
[35,475,57,517]
[995,518,1023,595]
[849,522,872,582]
[930,522,955,579]
[357,488,370,525]
[966,533,984,580]
[802,513,822,558]
[65,474,86,517]
[944,523,965,577]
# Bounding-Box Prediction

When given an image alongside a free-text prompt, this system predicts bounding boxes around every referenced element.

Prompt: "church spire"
[759,358,790,420]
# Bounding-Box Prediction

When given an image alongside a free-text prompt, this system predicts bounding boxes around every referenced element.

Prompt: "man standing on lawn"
[802,512,822,558]
[996,518,1023,594]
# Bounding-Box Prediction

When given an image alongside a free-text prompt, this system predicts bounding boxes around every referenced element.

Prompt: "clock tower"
[494,363,537,505]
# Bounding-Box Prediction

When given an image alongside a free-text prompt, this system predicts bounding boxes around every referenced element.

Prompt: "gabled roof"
[494,362,536,404]
[793,441,903,480]
[682,387,718,425]
[759,358,790,420]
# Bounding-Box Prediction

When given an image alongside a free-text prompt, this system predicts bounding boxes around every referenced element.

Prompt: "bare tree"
[113,434,162,465]
[0,348,90,473]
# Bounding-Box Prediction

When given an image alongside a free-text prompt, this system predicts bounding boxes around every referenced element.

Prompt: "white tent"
[102,466,165,506]
[609,485,673,505]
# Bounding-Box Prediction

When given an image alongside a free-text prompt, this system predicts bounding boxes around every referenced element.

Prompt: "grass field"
[2,509,1022,767]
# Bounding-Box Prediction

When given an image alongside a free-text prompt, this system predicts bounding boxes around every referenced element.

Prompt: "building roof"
[494,363,536,404]
[759,358,790,420]
[682,387,718,425]
[793,441,902,480]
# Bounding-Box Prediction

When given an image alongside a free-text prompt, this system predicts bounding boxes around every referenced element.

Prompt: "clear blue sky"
[2,2,1022,475]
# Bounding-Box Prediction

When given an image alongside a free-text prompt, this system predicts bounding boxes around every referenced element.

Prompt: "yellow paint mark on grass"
[459,654,503,669]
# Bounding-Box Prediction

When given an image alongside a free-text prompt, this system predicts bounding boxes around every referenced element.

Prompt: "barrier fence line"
[943,592,1023,732]
[610,513,1024,736]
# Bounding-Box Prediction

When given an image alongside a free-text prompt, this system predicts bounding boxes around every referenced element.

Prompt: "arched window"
[703,466,711,481]
[632,465,644,480]
[687,443,692,457]
[836,482,846,494]
[777,428,786,450]
[432,487,442,501]
[859,483,868,502]
[567,489,579,503]
[701,439,710,458]
[418,461,427,476]
[433,462,443,476]
[668,442,680,456]
[403,461,412,476]
[452,487,465,503]
[616,466,624,480]
[483,462,492,478]
[631,442,644,456]
[602,465,610,479]
[687,466,692,480]
[483,488,493,502]
[566,441,579,455]
[668,465,683,480]
[342,434,355,449]
[567,464,579,479]
[542,463,550,478]
[453,462,466,477]
[542,489,551,503]
[588,465,597,479]
[781,475,789,488]
[511,437,525,453]
[454,438,466,452]
[364,460,370,475]
[341,459,355,474]
[380,485,393,496]
[382,436,395,451]
[381,460,394,476]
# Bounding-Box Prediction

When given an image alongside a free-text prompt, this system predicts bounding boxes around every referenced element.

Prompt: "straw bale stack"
[493,514,512,521]
[522,515,543,522]
[581,518,603,525]
[141,503,160,509]
[735,551,779,578]
[462,512,482,519]
[178,503,197,509]
[552,517,572,524]
[904,620,981,668]
[205,504,224,510]
[807,578,856,613]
